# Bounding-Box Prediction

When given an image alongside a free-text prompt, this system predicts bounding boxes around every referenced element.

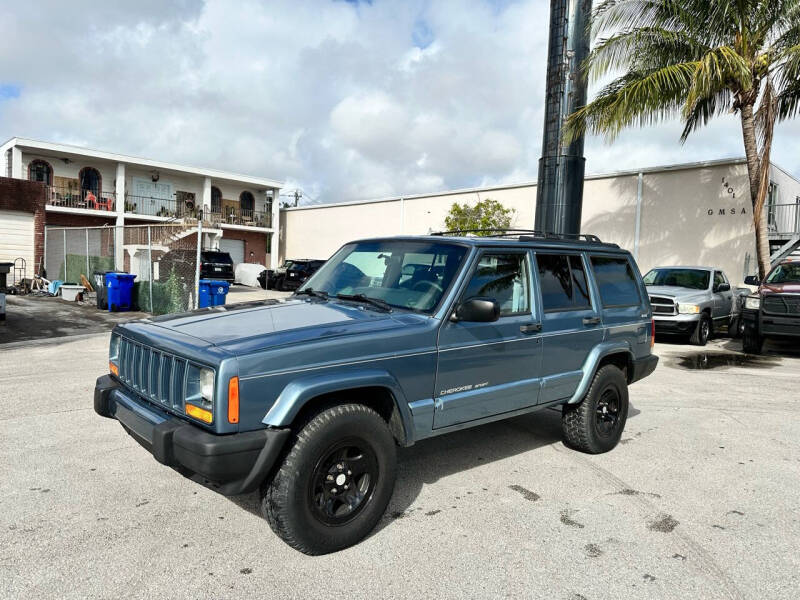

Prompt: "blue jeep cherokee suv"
[95,231,658,554]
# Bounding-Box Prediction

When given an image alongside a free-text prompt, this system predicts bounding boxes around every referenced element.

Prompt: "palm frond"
[685,46,752,110]
[680,89,732,142]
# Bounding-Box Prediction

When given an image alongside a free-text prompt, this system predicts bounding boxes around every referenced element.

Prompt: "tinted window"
[591,256,641,307]
[462,253,530,316]
[202,251,233,264]
[536,254,592,312]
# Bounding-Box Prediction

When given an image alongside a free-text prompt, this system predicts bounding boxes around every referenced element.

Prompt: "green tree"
[444,199,515,235]
[566,0,800,278]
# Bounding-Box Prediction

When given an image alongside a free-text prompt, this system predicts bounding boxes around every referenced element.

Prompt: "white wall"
[281,161,782,286]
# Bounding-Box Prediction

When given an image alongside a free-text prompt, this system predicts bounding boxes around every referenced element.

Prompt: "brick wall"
[0,176,47,275]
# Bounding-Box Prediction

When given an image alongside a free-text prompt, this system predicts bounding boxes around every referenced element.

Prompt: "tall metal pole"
[194,213,203,310]
[535,0,592,235]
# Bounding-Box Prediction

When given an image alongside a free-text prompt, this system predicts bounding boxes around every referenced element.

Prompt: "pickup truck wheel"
[689,314,711,346]
[261,403,396,555]
[729,315,744,338]
[562,365,629,454]
[742,330,764,354]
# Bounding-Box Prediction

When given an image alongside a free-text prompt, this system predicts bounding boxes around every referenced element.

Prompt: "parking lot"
[2,317,799,599]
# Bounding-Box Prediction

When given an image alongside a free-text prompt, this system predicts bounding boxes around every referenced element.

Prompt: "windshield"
[765,263,800,284]
[202,251,233,264]
[643,268,710,290]
[299,240,468,312]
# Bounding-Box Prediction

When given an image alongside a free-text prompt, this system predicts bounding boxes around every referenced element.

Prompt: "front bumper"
[743,307,800,338]
[94,375,289,495]
[653,314,700,334]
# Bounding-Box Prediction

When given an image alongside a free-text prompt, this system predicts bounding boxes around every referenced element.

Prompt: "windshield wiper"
[294,287,329,299]
[334,293,393,312]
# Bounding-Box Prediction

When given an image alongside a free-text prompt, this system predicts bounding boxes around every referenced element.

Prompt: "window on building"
[590,256,641,307]
[79,167,101,196]
[462,253,530,316]
[240,191,255,215]
[537,254,592,312]
[211,186,222,214]
[29,160,52,185]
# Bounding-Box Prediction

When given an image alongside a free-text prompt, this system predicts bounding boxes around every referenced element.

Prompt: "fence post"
[63,229,67,282]
[194,214,203,309]
[85,228,90,282]
[148,226,153,313]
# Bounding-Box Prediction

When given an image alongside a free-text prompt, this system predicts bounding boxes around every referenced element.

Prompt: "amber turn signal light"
[186,403,213,424]
[109,362,119,376]
[228,376,239,424]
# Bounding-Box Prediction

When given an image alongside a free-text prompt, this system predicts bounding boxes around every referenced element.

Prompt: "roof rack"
[430,229,604,243]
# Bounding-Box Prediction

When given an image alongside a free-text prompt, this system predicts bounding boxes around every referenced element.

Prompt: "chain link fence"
[45,224,202,315]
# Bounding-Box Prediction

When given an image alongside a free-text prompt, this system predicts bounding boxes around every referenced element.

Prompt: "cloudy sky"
[1,0,798,204]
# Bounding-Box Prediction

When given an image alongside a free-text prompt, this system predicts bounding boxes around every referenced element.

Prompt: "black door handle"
[520,323,542,334]
[583,316,601,326]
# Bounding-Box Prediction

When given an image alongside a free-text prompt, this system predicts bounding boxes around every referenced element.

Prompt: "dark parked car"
[95,232,657,554]
[742,259,800,352]
[157,249,235,283]
[258,260,294,290]
[276,259,325,291]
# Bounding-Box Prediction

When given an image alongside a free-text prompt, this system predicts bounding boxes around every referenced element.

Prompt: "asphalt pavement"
[1,332,798,599]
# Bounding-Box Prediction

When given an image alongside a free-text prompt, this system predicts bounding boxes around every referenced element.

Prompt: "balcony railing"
[767,202,800,238]
[209,207,272,228]
[47,186,116,212]
[124,195,194,219]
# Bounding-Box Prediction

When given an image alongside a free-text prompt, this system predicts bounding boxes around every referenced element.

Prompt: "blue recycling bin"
[198,279,230,308]
[105,272,136,312]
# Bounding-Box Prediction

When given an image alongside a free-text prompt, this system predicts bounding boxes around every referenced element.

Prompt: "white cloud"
[0,0,797,206]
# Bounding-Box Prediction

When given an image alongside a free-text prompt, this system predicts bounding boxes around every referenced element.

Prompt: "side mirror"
[744,275,759,286]
[451,297,500,323]
[715,282,731,292]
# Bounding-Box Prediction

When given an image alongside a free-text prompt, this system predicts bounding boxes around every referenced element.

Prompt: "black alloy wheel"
[595,388,621,439]
[309,439,378,525]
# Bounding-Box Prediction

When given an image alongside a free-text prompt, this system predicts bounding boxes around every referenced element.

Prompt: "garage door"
[219,238,245,265]
[0,210,35,281]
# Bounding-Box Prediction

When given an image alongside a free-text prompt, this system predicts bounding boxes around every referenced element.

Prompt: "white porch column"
[202,177,212,218]
[270,188,280,269]
[114,163,126,271]
[10,146,22,179]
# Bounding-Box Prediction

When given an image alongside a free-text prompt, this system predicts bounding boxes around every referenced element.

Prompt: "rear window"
[590,256,641,307]
[202,251,233,264]
[536,254,592,312]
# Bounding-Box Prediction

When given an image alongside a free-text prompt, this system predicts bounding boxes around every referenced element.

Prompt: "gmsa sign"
[708,176,748,216]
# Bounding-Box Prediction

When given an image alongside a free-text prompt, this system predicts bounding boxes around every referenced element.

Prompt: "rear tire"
[690,314,711,346]
[729,315,743,338]
[562,365,629,454]
[262,404,397,555]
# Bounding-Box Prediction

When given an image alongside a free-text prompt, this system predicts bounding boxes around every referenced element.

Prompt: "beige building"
[281,158,800,286]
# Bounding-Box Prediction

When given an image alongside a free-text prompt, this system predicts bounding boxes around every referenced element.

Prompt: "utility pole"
[535,0,592,235]
[294,190,301,207]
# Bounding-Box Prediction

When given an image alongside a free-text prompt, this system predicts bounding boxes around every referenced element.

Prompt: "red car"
[742,259,800,353]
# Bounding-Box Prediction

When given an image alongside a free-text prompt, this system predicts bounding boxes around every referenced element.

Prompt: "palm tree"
[566,0,800,278]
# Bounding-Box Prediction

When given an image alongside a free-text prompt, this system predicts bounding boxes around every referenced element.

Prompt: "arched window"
[211,186,222,214]
[240,191,255,215]
[29,160,53,185]
[79,167,102,197]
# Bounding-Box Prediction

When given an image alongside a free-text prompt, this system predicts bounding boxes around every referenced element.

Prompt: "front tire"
[742,329,764,354]
[262,404,397,555]
[690,314,711,346]
[562,365,629,454]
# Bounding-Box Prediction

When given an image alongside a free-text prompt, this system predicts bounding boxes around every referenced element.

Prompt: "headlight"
[677,303,700,314]
[186,366,215,423]
[200,368,215,402]
[109,335,120,362]
[744,296,760,310]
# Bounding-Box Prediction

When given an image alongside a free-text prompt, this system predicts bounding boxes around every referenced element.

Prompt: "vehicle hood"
[145,299,428,355]
[760,282,800,294]
[646,285,708,300]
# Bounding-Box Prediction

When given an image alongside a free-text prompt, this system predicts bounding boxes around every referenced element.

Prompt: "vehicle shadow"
[227,402,641,535]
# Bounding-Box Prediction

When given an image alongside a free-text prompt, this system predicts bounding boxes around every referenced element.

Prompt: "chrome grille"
[763,294,800,315]
[117,338,186,412]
